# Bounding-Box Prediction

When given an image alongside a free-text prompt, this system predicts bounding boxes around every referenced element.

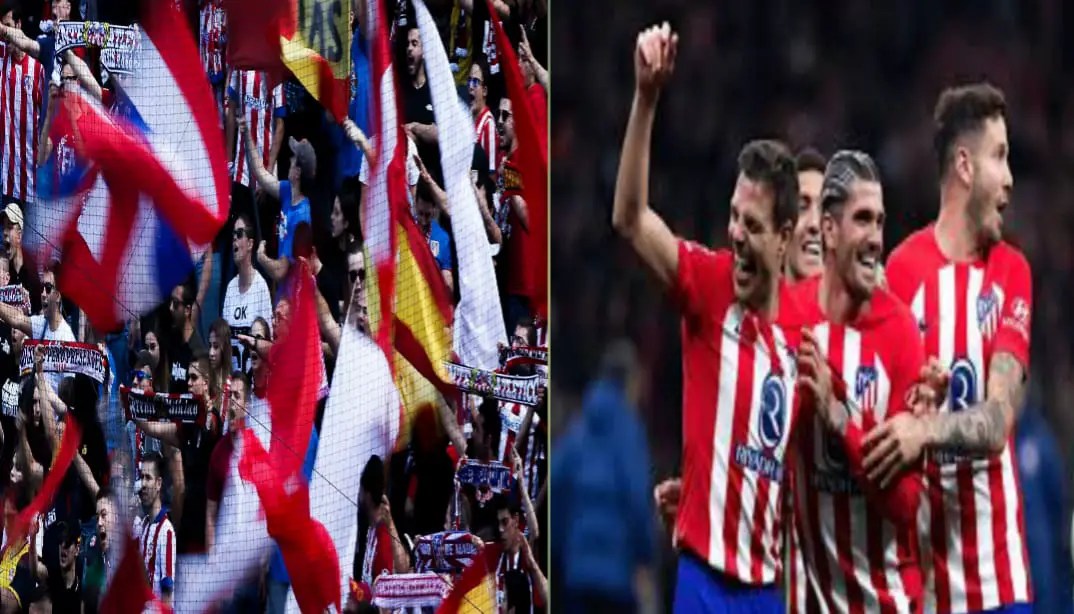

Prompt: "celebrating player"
[612,22,802,612]
[784,150,926,613]
[866,83,1033,614]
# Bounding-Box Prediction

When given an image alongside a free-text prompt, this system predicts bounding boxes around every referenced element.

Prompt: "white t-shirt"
[358,133,421,187]
[30,314,76,392]
[221,272,273,373]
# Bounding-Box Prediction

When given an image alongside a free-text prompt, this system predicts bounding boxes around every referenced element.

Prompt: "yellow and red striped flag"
[279,0,351,121]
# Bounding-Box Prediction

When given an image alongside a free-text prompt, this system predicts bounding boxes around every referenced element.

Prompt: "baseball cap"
[288,137,317,181]
[2,203,23,228]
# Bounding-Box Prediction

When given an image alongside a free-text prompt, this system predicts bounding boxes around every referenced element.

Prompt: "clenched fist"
[634,22,679,102]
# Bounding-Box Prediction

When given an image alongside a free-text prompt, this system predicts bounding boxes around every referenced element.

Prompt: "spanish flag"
[437,542,501,614]
[279,0,351,121]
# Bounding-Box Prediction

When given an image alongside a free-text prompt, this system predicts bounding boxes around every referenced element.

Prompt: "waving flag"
[414,0,506,370]
[26,1,228,333]
[284,322,402,612]
[279,0,350,121]
[488,1,547,319]
[436,542,500,614]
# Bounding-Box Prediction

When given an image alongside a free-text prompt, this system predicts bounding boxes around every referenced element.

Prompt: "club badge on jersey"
[733,373,789,483]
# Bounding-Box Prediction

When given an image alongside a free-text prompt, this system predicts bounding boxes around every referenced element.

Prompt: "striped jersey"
[199,0,227,82]
[226,69,285,187]
[672,242,801,585]
[0,47,44,202]
[474,106,496,177]
[885,225,1033,613]
[784,276,925,613]
[497,401,545,501]
[138,508,177,599]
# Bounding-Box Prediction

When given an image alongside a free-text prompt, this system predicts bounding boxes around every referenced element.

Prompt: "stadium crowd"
[0,0,549,611]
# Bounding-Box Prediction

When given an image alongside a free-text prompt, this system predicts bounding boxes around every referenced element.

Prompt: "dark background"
[551,0,1074,610]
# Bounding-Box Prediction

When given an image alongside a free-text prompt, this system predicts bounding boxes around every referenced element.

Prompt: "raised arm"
[0,301,32,337]
[134,420,182,448]
[0,24,40,58]
[238,117,281,199]
[63,50,102,100]
[342,118,375,170]
[611,24,681,288]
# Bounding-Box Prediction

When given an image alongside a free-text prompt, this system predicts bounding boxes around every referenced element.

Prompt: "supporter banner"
[413,531,481,575]
[444,361,540,406]
[455,459,514,503]
[19,341,107,383]
[0,285,30,314]
[120,386,206,426]
[2,379,18,418]
[372,573,447,609]
[47,21,140,75]
[498,345,548,370]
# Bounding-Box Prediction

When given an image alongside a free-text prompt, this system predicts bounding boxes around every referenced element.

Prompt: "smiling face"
[823,179,886,302]
[727,173,788,306]
[788,169,823,281]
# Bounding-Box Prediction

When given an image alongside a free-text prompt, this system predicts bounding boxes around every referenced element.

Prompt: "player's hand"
[634,22,678,103]
[917,357,950,413]
[862,413,927,489]
[797,327,839,431]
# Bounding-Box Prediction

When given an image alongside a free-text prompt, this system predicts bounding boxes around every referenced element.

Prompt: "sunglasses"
[468,77,482,88]
[233,227,249,240]
[61,75,77,83]
[497,109,512,122]
[132,369,152,381]
[349,268,366,284]
[42,282,56,293]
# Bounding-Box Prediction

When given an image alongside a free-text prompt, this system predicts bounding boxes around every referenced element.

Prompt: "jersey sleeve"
[994,251,1033,369]
[671,241,732,318]
[373,522,393,578]
[157,521,176,593]
[839,313,925,529]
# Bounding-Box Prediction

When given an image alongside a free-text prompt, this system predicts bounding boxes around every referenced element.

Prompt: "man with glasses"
[164,282,206,394]
[0,266,73,393]
[470,57,497,181]
[221,213,272,373]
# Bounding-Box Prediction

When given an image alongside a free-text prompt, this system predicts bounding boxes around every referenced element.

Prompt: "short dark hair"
[933,82,1007,178]
[1,0,21,23]
[142,451,166,481]
[360,455,385,503]
[795,147,828,175]
[134,350,153,372]
[338,185,362,241]
[96,485,114,502]
[472,55,490,87]
[820,150,882,217]
[230,370,250,400]
[737,139,799,231]
[491,492,520,517]
[414,179,435,207]
[191,352,211,378]
[233,212,257,243]
[345,237,363,258]
[513,316,536,346]
[176,282,195,306]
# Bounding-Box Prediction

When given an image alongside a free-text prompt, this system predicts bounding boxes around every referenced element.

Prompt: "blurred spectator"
[552,339,657,614]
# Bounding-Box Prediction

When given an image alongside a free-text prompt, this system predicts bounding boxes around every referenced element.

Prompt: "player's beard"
[967,178,1001,249]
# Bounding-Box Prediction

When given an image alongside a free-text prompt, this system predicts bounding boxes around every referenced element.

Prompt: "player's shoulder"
[679,243,734,291]
[886,225,937,270]
[778,273,822,328]
[989,239,1032,276]
[870,285,920,334]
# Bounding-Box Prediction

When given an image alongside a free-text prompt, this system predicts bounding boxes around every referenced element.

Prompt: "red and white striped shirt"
[139,508,177,599]
[886,226,1033,613]
[784,277,925,613]
[227,69,285,187]
[0,48,43,202]
[497,401,545,501]
[672,242,801,585]
[474,106,496,177]
[199,0,227,81]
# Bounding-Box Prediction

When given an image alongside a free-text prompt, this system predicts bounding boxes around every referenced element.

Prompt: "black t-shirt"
[0,331,20,490]
[47,559,84,612]
[177,424,220,554]
[403,79,443,187]
[165,330,205,394]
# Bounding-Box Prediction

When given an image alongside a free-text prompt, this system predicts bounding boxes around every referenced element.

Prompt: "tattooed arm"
[919,352,1026,456]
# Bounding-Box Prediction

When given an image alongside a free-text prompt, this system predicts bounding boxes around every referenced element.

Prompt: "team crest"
[976,285,1000,339]
[855,365,878,414]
